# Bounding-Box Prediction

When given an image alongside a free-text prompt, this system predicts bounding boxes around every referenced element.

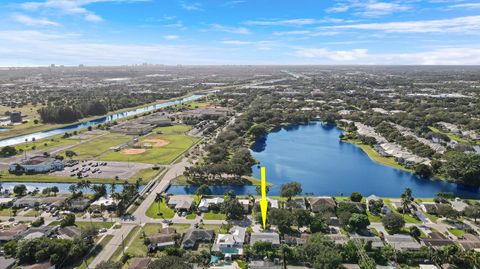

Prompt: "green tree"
[65,150,77,159]
[147,255,192,269]
[155,193,163,217]
[442,152,480,185]
[13,184,27,196]
[310,214,328,233]
[195,184,211,196]
[464,205,480,223]
[221,198,244,220]
[95,261,123,269]
[409,226,421,238]
[280,182,302,200]
[248,124,267,138]
[382,214,405,234]
[349,213,370,232]
[415,163,432,178]
[350,192,363,202]
[60,213,76,227]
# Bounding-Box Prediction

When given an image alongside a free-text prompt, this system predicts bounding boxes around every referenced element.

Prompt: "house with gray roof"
[181,229,214,249]
[250,232,280,246]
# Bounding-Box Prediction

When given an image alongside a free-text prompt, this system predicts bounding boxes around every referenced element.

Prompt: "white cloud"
[180,1,203,11]
[295,48,369,61]
[222,40,252,45]
[328,1,410,17]
[449,3,480,9]
[13,14,60,26]
[211,24,251,34]
[273,30,340,37]
[325,16,480,33]
[164,35,179,40]
[293,46,480,65]
[244,18,351,27]
[20,0,148,22]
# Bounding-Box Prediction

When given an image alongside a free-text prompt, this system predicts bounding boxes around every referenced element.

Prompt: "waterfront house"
[9,156,64,174]
[250,232,280,246]
[451,198,468,212]
[13,195,67,208]
[238,199,251,213]
[198,197,224,212]
[307,197,336,212]
[420,202,438,214]
[167,195,194,212]
[0,197,16,207]
[181,229,214,249]
[68,197,91,211]
[211,226,246,256]
[91,196,117,209]
[421,232,454,250]
[254,197,279,210]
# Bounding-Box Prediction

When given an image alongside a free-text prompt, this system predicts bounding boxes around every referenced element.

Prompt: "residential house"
[421,232,455,250]
[284,199,307,210]
[339,201,365,213]
[181,229,214,249]
[307,197,336,213]
[68,197,91,211]
[451,198,468,212]
[0,197,15,207]
[325,234,348,245]
[0,224,28,242]
[22,226,56,240]
[58,226,82,240]
[420,202,438,214]
[13,195,67,208]
[351,235,384,249]
[198,197,224,212]
[283,233,310,246]
[384,234,422,251]
[238,199,251,213]
[20,262,55,269]
[148,227,177,251]
[419,265,439,269]
[91,196,117,209]
[9,156,64,174]
[167,195,194,212]
[128,258,152,269]
[211,226,246,256]
[250,232,280,246]
[254,197,279,210]
[458,233,480,251]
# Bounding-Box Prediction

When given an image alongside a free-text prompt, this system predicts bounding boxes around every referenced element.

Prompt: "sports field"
[100,125,199,164]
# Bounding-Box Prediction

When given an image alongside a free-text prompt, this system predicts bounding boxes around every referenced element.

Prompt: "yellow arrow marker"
[260,166,268,230]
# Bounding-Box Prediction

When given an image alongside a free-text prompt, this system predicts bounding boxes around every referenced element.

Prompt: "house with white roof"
[198,197,224,212]
[211,226,246,256]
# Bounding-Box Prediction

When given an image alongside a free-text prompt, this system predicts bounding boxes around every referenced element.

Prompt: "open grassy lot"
[448,228,465,237]
[0,207,14,216]
[126,223,163,257]
[77,234,114,269]
[203,212,226,220]
[0,170,131,184]
[48,221,114,230]
[63,133,131,159]
[145,200,175,219]
[14,135,80,153]
[110,225,141,262]
[100,125,199,165]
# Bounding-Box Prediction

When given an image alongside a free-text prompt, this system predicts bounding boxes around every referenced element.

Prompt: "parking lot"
[51,160,154,180]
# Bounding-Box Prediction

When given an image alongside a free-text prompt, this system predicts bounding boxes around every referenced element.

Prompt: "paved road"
[89,223,136,268]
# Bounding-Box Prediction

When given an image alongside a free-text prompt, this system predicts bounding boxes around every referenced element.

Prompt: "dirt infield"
[144,138,170,148]
[121,148,146,155]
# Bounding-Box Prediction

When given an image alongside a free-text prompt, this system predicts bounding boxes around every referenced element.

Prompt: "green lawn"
[203,212,226,220]
[428,126,472,144]
[186,212,197,219]
[77,234,114,269]
[145,201,175,219]
[0,170,131,184]
[24,209,41,217]
[75,221,114,230]
[448,228,465,237]
[100,125,199,164]
[132,168,162,182]
[15,135,80,153]
[366,211,383,223]
[64,133,131,159]
[110,225,141,262]
[0,207,14,216]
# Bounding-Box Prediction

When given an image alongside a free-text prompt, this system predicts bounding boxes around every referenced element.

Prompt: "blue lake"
[168,122,480,198]
[0,94,203,147]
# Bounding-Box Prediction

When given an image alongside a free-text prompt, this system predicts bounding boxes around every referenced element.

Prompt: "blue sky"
[0,0,479,65]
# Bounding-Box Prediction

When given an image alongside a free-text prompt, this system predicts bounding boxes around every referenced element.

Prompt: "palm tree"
[400,188,413,214]
[110,182,116,195]
[155,193,164,217]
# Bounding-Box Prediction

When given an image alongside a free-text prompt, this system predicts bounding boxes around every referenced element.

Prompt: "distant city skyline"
[0,0,480,66]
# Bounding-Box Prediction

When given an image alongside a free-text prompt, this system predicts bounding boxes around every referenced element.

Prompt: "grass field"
[77,234,114,269]
[0,170,132,184]
[448,228,465,237]
[63,133,131,159]
[14,135,80,153]
[145,200,175,219]
[100,125,199,165]
[0,207,14,216]
[428,126,472,144]
[203,212,227,220]
[110,225,141,262]
[126,223,163,257]
[344,139,413,173]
